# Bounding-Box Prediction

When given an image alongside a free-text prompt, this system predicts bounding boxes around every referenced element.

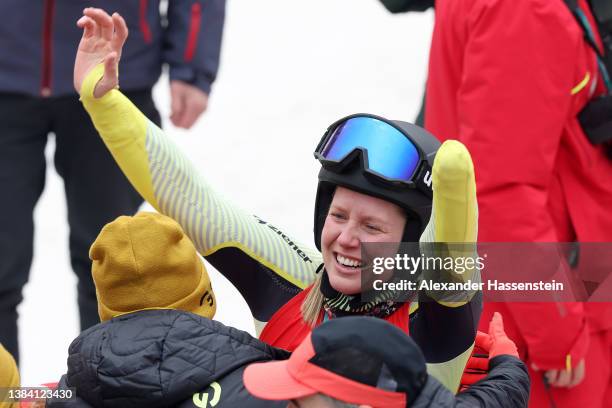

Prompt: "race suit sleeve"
[162,0,226,94]
[452,0,589,370]
[412,140,482,392]
[79,64,322,325]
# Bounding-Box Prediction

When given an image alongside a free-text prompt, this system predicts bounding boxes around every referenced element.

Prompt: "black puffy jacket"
[47,309,288,408]
[410,355,530,407]
[47,309,528,407]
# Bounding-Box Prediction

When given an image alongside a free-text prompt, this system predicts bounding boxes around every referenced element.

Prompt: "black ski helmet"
[313,114,440,250]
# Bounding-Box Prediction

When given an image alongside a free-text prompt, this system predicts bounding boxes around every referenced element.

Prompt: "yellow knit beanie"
[0,343,19,408]
[90,212,216,321]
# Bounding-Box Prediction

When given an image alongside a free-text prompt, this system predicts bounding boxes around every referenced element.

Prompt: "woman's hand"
[73,8,128,98]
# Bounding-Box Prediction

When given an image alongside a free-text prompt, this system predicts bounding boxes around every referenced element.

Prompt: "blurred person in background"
[424,0,612,406]
[0,0,225,363]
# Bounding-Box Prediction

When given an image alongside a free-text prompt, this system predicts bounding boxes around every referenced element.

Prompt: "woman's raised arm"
[73,8,322,326]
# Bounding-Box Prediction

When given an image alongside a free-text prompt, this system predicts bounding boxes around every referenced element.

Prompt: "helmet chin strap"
[313,182,336,251]
[319,268,406,318]
[401,216,423,243]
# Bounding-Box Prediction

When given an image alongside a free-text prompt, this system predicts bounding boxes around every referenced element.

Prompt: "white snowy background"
[19,0,433,385]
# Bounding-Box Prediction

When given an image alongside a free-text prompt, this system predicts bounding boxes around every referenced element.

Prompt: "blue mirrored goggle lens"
[321,117,420,181]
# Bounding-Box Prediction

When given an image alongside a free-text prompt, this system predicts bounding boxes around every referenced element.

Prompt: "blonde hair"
[301,273,325,326]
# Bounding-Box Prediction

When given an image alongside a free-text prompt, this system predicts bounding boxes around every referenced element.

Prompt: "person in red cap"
[244,313,529,408]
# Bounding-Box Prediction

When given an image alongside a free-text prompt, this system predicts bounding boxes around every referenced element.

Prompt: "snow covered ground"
[19,0,433,385]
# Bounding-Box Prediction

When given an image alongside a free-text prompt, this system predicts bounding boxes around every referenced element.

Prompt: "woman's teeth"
[336,254,362,268]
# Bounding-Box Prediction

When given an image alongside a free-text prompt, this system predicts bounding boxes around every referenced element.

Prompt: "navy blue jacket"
[47,310,288,408]
[0,0,225,97]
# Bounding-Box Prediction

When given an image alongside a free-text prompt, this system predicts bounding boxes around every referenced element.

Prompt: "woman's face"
[321,187,406,295]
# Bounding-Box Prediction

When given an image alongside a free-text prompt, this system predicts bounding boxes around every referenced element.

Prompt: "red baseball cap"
[244,317,428,407]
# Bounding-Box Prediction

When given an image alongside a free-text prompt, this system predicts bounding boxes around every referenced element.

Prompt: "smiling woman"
[73,7,479,395]
[321,187,406,295]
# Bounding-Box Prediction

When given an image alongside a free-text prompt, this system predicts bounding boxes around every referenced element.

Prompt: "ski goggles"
[314,114,432,193]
